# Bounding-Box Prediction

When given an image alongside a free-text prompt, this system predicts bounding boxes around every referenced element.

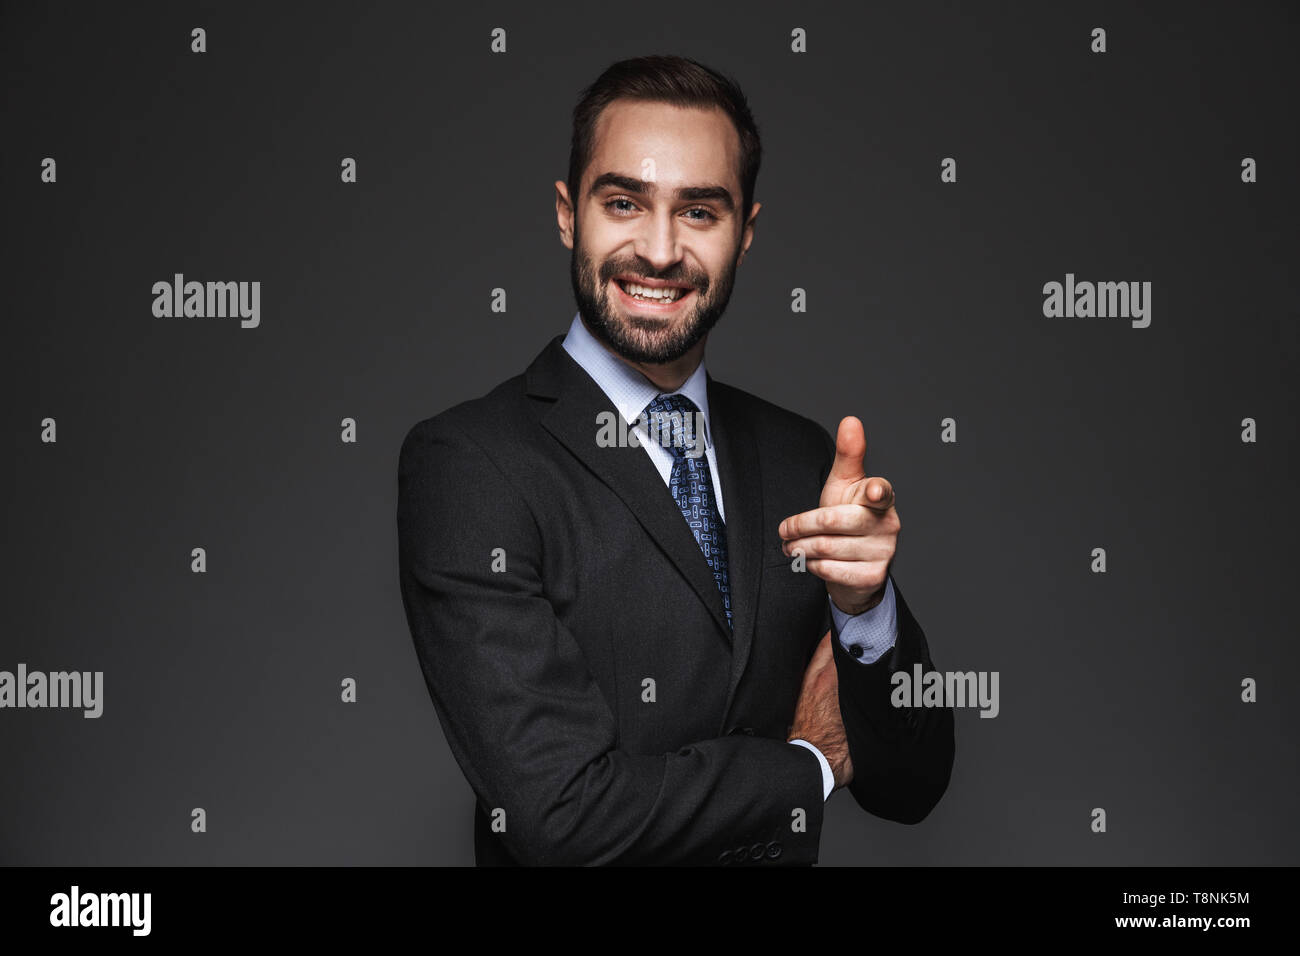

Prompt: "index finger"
[778,504,873,540]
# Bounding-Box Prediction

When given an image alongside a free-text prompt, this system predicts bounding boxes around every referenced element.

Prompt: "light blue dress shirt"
[561,312,899,800]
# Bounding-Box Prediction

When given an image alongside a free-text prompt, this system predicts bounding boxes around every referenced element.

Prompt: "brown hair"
[567,54,762,224]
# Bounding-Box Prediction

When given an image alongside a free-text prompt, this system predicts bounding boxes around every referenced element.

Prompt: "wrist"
[831,590,882,616]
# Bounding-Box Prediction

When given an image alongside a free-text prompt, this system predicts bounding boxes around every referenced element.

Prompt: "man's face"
[561,99,760,365]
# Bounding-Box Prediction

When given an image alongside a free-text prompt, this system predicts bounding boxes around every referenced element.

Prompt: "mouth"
[610,276,696,313]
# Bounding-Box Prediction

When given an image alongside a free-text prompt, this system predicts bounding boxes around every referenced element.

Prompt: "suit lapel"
[706,375,765,726]
[526,336,733,643]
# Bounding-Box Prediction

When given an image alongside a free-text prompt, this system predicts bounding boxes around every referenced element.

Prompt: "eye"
[602,198,718,223]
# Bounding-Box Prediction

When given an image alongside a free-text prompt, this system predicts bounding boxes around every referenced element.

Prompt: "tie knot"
[642,393,703,459]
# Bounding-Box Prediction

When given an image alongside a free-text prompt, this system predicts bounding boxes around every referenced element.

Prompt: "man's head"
[556,55,763,369]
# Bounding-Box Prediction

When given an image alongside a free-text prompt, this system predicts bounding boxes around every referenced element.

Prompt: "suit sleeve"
[397,416,826,865]
[817,427,955,824]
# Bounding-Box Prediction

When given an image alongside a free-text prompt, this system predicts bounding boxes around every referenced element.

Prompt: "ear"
[555,180,575,249]
[736,200,761,265]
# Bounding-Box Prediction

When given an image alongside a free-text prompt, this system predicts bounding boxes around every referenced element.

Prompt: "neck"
[587,322,707,393]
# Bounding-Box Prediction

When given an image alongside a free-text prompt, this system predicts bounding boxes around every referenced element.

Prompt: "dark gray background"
[2,1,1296,865]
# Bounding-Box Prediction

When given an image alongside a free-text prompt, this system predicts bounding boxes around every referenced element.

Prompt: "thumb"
[825,416,867,487]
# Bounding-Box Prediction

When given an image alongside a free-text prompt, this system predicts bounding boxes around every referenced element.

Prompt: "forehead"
[587,99,741,190]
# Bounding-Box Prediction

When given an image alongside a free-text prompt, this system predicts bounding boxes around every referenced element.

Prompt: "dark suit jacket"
[396,333,954,865]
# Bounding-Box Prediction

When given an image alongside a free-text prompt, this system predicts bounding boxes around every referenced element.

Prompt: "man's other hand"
[788,630,853,790]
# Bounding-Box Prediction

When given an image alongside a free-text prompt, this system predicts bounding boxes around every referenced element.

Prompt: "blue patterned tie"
[642,393,733,632]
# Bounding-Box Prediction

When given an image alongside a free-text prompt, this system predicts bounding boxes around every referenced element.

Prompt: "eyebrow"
[588,172,735,213]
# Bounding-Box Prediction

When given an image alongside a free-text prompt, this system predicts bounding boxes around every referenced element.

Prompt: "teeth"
[619,280,685,302]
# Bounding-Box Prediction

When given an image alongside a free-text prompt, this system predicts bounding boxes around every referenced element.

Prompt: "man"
[397,54,953,866]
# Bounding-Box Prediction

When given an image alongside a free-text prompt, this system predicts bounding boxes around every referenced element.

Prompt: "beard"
[569,217,740,365]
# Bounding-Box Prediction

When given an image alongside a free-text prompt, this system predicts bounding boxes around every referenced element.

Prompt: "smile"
[611,277,695,310]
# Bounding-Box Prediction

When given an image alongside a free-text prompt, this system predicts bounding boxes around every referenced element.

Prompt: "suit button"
[735,846,748,862]
[749,843,765,861]
[718,849,732,865]
[727,726,755,736]
[766,841,782,860]
[849,644,864,658]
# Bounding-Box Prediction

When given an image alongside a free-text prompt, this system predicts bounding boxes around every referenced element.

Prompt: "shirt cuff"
[828,575,898,664]
[788,739,834,801]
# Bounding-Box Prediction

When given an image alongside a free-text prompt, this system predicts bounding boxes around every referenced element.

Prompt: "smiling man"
[397,54,954,866]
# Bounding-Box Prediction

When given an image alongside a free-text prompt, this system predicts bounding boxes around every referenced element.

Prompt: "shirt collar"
[561,311,713,447]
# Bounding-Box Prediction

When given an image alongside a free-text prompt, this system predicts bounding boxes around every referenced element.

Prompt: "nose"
[633,209,685,275]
